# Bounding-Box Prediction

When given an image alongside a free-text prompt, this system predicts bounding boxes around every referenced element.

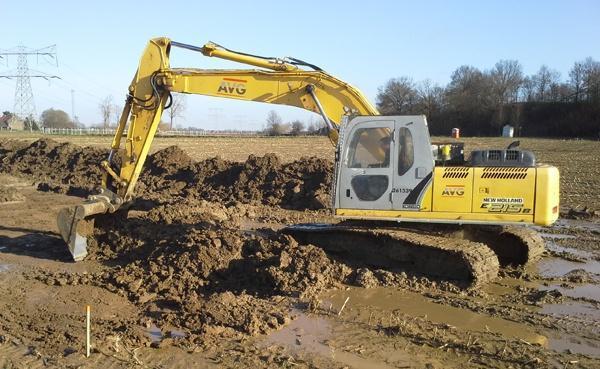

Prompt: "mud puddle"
[541,302,600,321]
[534,255,600,278]
[552,219,600,233]
[147,324,186,343]
[264,312,332,357]
[264,311,402,369]
[546,334,600,357]
[323,287,548,345]
[539,283,600,302]
[532,241,600,278]
[325,287,600,358]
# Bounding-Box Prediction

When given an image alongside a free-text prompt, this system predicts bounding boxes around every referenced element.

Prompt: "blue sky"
[1,0,598,129]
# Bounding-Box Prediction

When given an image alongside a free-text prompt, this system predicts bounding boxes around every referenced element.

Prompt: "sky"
[1,0,599,130]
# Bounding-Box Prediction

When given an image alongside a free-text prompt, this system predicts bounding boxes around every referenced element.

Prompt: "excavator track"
[283,224,500,286]
[461,225,545,266]
[409,224,545,266]
[336,221,545,267]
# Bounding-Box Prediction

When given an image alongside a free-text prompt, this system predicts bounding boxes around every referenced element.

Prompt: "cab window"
[347,127,392,168]
[397,127,414,175]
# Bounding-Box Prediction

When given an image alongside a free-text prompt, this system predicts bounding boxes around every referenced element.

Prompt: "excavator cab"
[336,116,433,211]
[334,115,560,227]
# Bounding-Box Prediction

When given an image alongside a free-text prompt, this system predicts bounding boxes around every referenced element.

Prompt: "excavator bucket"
[57,200,109,261]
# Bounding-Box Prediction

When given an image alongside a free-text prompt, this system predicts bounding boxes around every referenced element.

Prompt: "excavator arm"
[57,37,379,260]
[112,37,378,201]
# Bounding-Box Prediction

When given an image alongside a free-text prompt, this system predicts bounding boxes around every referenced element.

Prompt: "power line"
[0,44,60,119]
[58,61,122,97]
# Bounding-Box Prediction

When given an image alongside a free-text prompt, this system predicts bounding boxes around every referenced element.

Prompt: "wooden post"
[86,305,91,357]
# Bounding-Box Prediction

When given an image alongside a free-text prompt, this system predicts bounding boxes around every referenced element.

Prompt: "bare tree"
[264,110,289,135]
[487,60,524,127]
[490,60,523,105]
[532,65,561,101]
[307,118,326,135]
[569,61,586,102]
[582,57,600,102]
[416,79,445,117]
[113,104,122,127]
[446,65,493,109]
[520,76,536,102]
[168,93,187,130]
[290,120,305,135]
[376,77,418,114]
[99,95,113,128]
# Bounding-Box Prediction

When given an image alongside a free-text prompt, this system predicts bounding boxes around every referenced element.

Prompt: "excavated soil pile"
[0,139,333,210]
[138,145,332,210]
[0,138,105,196]
[84,201,351,342]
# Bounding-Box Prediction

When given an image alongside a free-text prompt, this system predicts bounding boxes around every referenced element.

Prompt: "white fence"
[41,128,260,137]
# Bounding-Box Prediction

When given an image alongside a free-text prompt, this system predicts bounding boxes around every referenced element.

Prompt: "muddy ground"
[0,138,598,368]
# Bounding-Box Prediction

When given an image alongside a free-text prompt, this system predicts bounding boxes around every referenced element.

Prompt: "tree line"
[263,110,326,136]
[376,57,600,137]
[4,93,188,131]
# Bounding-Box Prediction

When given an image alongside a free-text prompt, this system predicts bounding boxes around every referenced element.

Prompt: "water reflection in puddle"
[536,257,600,278]
[531,240,600,279]
[325,287,548,346]
[545,241,595,259]
[547,335,600,357]
[541,302,600,321]
[264,311,401,369]
[539,283,600,302]
[146,324,186,342]
[265,312,332,356]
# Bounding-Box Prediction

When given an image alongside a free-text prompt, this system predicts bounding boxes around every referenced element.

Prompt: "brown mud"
[0,138,599,368]
[0,138,332,210]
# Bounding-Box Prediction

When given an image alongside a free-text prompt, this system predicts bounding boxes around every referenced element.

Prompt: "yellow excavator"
[57,37,560,284]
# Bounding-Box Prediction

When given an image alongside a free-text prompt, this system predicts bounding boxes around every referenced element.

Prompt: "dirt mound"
[0,185,24,202]
[0,139,367,343]
[77,201,350,342]
[0,139,105,197]
[141,150,332,210]
[0,140,333,210]
[145,145,193,176]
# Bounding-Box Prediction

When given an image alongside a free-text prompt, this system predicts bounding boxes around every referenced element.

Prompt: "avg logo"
[442,185,465,196]
[217,78,247,95]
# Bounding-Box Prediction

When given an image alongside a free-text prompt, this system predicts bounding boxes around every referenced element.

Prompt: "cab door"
[390,116,434,211]
[337,118,395,210]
